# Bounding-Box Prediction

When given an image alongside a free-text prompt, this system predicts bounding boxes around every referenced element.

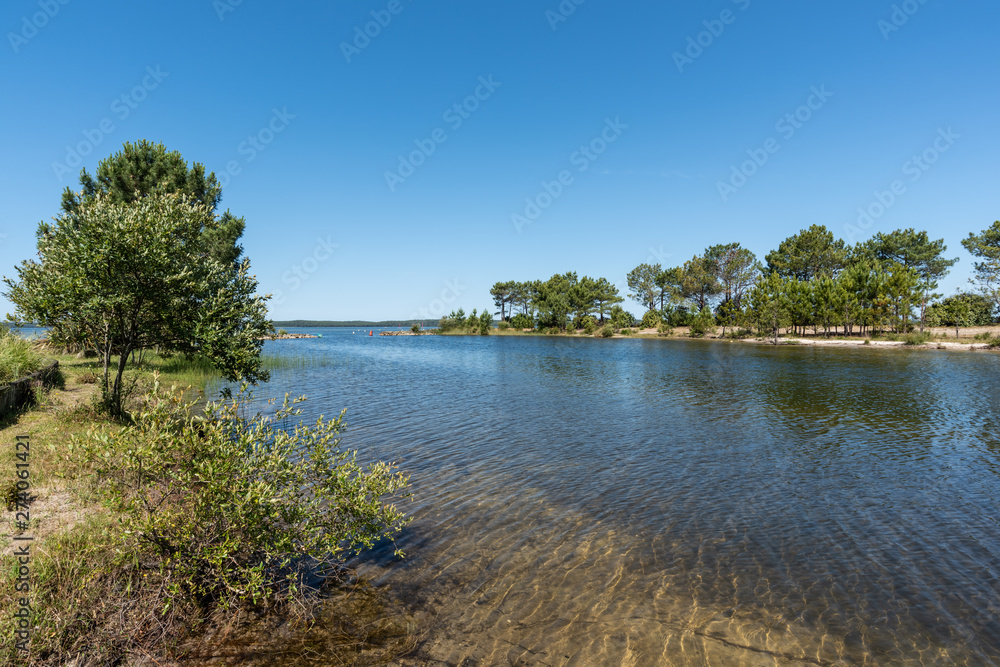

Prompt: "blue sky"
[1,0,997,320]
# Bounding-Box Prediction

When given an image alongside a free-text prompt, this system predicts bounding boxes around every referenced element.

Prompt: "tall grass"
[0,327,43,384]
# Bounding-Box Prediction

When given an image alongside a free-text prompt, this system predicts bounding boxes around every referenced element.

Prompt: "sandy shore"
[627,325,999,352]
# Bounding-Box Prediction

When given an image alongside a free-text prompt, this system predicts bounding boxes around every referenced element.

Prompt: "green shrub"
[583,318,596,335]
[410,323,421,333]
[619,328,632,336]
[974,331,996,341]
[497,320,511,331]
[510,313,534,330]
[600,323,614,338]
[277,328,288,336]
[657,322,674,336]
[987,336,1000,349]
[0,327,43,384]
[75,379,411,616]
[688,307,717,337]
[903,332,932,345]
[641,310,661,329]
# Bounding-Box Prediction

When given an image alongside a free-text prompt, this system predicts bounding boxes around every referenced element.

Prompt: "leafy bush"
[497,320,511,331]
[600,323,614,338]
[76,380,411,615]
[974,331,996,341]
[619,328,632,336]
[277,328,288,336]
[0,327,43,384]
[903,332,932,345]
[510,313,534,330]
[641,310,661,329]
[583,317,597,335]
[987,336,1000,349]
[688,307,717,337]
[438,308,467,333]
[657,322,674,336]
[410,323,421,333]
[609,306,635,329]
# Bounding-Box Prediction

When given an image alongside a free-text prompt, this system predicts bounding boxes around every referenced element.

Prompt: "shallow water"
[228,329,1000,665]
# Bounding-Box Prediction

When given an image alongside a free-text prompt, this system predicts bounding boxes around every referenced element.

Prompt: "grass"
[0,328,44,385]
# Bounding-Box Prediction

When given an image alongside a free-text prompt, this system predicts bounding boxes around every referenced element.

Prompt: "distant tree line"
[487,222,1000,340]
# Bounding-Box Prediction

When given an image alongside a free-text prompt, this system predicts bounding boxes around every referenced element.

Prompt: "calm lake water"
[227,328,1000,665]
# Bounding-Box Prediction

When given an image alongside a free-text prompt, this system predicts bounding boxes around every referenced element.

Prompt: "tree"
[929,294,975,338]
[61,140,245,267]
[883,262,921,333]
[765,224,848,281]
[4,193,270,415]
[962,220,1000,317]
[626,263,660,312]
[707,243,760,308]
[927,293,995,330]
[681,255,721,311]
[747,272,791,344]
[857,228,958,331]
[655,266,685,311]
[534,273,575,330]
[590,277,623,323]
[490,280,516,322]
[812,275,846,337]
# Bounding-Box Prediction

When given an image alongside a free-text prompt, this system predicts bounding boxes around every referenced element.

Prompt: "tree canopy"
[765,224,848,281]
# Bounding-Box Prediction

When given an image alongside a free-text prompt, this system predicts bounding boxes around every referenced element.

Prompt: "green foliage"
[765,224,847,281]
[497,320,511,331]
[582,316,597,335]
[640,309,661,329]
[962,220,1000,312]
[411,323,421,333]
[927,293,995,327]
[608,305,635,329]
[627,263,661,312]
[747,272,791,344]
[277,328,288,336]
[688,306,717,337]
[657,321,674,336]
[619,327,632,336]
[510,313,534,330]
[600,323,614,337]
[0,327,43,384]
[4,193,270,415]
[987,336,1000,349]
[76,380,411,613]
[438,308,467,332]
[903,332,932,345]
[681,254,722,311]
[478,308,493,335]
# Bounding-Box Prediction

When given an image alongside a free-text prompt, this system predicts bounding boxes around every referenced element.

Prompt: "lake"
[226,328,1000,665]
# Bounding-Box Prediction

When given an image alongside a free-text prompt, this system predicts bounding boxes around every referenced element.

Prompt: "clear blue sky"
[1,0,997,320]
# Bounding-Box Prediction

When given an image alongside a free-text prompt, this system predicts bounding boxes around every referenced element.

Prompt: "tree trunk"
[110,350,130,415]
